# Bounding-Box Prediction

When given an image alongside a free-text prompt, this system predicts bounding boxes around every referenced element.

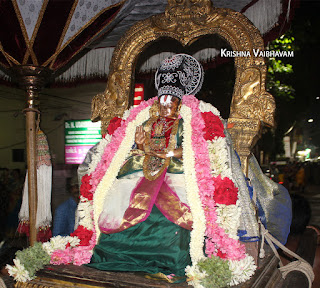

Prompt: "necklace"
[153,117,175,138]
[150,117,175,152]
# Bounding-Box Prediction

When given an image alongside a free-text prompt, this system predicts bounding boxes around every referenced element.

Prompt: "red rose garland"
[202,112,225,141]
[70,226,93,246]
[65,173,94,247]
[107,117,123,135]
[213,175,238,205]
[80,174,93,201]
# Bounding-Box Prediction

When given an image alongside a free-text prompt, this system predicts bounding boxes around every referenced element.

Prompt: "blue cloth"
[52,197,77,236]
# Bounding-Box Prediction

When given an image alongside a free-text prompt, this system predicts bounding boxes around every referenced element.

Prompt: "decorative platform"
[12,247,279,288]
[11,227,318,288]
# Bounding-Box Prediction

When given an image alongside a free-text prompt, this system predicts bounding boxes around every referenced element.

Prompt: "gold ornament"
[91,0,275,175]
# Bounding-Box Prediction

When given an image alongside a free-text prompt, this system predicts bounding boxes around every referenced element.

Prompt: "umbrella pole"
[10,65,52,246]
[24,85,42,245]
[23,85,41,246]
[25,105,38,245]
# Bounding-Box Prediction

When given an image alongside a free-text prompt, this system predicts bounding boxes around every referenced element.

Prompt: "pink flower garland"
[50,231,97,265]
[51,95,246,266]
[89,97,157,191]
[50,97,156,266]
[182,95,246,260]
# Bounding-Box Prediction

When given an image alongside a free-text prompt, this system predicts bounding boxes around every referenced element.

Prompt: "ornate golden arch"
[91,0,275,174]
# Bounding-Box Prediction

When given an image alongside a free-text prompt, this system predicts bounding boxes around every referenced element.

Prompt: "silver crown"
[155,54,204,99]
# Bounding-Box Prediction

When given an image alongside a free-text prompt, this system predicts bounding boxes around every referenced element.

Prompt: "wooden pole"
[25,108,38,245]
[25,86,39,246]
[9,65,52,246]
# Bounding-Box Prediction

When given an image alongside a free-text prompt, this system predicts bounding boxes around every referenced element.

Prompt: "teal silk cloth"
[88,205,191,282]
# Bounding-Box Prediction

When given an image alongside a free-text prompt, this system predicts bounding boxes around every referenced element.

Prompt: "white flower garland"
[74,137,110,234]
[187,100,256,286]
[207,136,240,241]
[207,139,232,179]
[6,259,31,282]
[216,203,241,240]
[228,256,257,286]
[208,136,256,284]
[185,265,206,288]
[199,100,221,116]
[6,236,81,282]
[180,105,207,268]
[86,136,110,175]
[77,197,94,230]
[93,107,151,241]
[42,235,80,256]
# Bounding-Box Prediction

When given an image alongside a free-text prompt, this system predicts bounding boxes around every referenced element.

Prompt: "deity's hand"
[148,150,168,159]
[135,126,145,150]
[148,148,182,159]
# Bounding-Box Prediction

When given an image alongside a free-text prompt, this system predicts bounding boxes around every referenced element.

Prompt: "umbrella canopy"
[0,0,297,83]
[0,0,124,74]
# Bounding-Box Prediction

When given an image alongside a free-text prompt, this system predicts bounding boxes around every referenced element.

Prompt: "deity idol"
[76,54,291,286]
[6,54,292,288]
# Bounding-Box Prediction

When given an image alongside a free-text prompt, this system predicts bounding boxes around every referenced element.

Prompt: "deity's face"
[159,95,180,118]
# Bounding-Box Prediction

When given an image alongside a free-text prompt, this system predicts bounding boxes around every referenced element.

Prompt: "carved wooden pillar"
[9,65,52,245]
[227,118,262,176]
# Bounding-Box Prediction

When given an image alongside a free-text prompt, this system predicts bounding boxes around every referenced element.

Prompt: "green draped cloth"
[88,205,191,282]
